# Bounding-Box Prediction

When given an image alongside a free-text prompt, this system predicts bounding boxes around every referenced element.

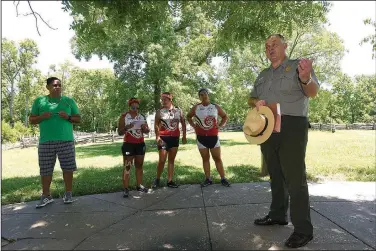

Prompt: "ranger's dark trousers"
[261,115,313,235]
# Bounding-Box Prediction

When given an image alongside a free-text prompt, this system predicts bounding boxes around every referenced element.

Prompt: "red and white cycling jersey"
[193,103,218,136]
[123,112,146,143]
[159,107,182,137]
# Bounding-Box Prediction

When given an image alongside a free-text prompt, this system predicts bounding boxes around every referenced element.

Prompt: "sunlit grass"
[2,130,375,204]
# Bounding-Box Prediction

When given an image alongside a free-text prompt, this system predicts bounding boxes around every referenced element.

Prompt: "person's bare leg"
[156,150,167,179]
[199,148,211,179]
[135,155,145,186]
[123,156,134,189]
[210,147,225,178]
[167,147,178,182]
[42,175,53,195]
[62,172,73,192]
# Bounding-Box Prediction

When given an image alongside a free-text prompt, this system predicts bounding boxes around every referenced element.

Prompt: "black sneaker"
[63,192,74,204]
[137,184,149,193]
[152,178,160,188]
[123,188,129,198]
[201,178,213,187]
[167,180,179,188]
[221,178,231,187]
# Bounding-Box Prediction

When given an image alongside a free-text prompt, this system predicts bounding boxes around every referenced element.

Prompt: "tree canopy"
[3,1,375,143]
[62,0,330,111]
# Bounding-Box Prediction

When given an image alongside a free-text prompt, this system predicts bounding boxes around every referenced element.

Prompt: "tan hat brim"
[243,106,275,145]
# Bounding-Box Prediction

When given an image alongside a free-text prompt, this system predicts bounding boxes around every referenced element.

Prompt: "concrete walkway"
[2,182,375,250]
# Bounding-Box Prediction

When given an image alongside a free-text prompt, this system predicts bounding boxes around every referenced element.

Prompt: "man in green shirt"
[29,77,81,208]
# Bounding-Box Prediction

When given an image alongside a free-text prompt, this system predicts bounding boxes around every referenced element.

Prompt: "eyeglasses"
[52,84,62,87]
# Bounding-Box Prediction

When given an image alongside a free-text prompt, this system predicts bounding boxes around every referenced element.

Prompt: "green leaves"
[2,38,40,127]
[360,18,376,59]
[286,27,346,83]
[328,73,376,123]
[62,0,330,114]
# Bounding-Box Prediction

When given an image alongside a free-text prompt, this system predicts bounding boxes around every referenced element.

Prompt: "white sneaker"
[36,195,54,208]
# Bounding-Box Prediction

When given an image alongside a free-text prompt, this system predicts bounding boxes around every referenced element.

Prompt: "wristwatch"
[299,76,312,85]
[68,116,72,122]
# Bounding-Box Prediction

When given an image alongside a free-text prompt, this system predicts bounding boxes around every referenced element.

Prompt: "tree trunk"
[288,32,302,58]
[351,106,355,124]
[93,112,96,132]
[153,80,161,111]
[9,80,15,128]
[24,94,29,127]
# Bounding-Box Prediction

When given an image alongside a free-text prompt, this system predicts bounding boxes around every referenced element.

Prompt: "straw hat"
[243,106,275,145]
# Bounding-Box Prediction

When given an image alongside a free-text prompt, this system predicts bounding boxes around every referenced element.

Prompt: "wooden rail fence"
[2,122,375,150]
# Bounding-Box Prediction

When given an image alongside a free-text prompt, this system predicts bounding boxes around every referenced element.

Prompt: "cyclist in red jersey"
[187,88,231,187]
[152,92,187,188]
[118,98,150,198]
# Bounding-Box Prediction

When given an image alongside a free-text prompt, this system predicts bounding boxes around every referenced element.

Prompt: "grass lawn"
[2,130,375,205]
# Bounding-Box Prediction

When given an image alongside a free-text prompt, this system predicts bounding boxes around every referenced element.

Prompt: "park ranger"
[248,34,320,248]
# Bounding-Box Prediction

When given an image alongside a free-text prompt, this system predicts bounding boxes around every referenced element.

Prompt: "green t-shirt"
[31,95,80,143]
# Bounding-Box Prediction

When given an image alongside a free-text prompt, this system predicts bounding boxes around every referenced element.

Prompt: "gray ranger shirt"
[250,58,320,117]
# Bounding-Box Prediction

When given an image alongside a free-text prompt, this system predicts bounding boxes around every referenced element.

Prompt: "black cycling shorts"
[122,142,146,156]
[158,136,179,151]
[197,135,220,149]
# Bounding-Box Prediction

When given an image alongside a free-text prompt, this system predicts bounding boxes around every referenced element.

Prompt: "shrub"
[1,121,18,143]
[13,121,32,138]
[1,121,35,143]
